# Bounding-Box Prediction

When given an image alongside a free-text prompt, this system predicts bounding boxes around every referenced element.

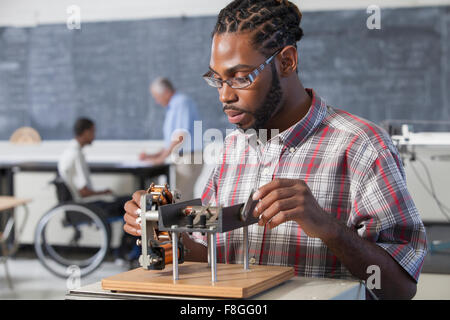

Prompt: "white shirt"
[57,139,92,201]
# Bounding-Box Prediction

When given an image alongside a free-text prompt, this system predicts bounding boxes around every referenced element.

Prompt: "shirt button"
[249,257,256,265]
[289,147,296,154]
[262,168,270,175]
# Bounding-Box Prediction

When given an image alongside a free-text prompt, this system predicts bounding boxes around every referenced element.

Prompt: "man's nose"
[219,82,238,105]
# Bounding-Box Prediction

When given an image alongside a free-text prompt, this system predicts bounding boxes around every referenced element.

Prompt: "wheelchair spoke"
[34,203,111,278]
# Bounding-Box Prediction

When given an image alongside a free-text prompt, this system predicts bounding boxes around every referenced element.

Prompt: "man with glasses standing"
[124,0,427,299]
[140,77,203,201]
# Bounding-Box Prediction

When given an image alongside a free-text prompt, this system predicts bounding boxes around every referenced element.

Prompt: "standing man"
[140,77,203,200]
[124,0,427,299]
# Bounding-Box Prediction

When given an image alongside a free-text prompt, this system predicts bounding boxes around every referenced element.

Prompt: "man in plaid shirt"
[124,0,427,299]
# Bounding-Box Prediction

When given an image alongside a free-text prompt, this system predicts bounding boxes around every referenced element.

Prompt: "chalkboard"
[300,7,450,132]
[0,6,449,140]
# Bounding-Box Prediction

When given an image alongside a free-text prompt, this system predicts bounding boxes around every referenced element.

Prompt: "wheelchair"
[34,176,123,278]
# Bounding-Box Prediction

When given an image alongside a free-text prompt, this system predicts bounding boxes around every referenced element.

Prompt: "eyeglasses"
[202,49,281,89]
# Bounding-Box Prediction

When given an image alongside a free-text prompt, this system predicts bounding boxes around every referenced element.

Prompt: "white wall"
[1,0,450,27]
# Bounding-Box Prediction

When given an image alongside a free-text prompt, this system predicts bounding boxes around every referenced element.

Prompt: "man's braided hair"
[213,0,304,57]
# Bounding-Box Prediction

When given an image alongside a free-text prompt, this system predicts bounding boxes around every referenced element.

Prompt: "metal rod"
[224,232,228,264]
[243,226,249,270]
[140,195,149,269]
[172,228,178,281]
[207,233,211,267]
[210,233,217,283]
[144,211,159,221]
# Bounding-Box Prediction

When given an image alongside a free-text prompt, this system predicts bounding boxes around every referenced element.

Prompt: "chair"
[34,176,113,278]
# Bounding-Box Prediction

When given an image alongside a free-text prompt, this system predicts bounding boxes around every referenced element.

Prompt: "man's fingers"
[124,212,141,230]
[253,186,298,217]
[124,200,141,218]
[123,190,146,237]
[253,178,297,201]
[258,197,298,226]
[266,208,297,229]
[123,223,141,237]
[132,190,147,206]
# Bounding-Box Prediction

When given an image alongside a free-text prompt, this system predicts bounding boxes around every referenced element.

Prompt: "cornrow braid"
[213,0,304,57]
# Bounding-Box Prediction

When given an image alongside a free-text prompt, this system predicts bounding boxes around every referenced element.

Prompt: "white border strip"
[1,0,450,27]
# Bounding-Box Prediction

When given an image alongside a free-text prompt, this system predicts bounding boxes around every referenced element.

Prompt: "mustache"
[222,105,253,115]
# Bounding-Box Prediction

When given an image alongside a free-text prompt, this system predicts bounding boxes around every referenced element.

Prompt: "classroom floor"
[0,257,449,300]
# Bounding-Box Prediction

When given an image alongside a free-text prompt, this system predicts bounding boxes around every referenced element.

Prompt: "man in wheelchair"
[57,117,136,265]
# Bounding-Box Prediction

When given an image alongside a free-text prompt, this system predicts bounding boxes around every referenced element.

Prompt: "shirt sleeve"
[166,102,194,153]
[172,103,193,135]
[58,153,79,200]
[349,148,428,282]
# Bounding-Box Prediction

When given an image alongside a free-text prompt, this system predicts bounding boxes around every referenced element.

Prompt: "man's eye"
[234,77,249,84]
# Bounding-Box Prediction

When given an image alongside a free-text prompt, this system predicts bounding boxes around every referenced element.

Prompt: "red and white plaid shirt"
[197,89,427,281]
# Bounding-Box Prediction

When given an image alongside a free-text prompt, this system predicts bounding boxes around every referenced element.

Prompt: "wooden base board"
[101,262,295,299]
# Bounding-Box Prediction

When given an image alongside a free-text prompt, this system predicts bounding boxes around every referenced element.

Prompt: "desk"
[65,277,365,300]
[0,196,31,289]
[0,161,172,196]
[0,196,31,211]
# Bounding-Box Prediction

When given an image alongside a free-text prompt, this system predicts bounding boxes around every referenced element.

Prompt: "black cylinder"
[186,215,194,228]
[198,214,207,228]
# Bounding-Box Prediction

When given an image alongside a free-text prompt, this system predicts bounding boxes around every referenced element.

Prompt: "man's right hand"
[139,152,148,161]
[123,190,146,236]
[123,189,208,262]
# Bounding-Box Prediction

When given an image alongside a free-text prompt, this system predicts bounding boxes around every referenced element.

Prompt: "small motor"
[137,183,183,270]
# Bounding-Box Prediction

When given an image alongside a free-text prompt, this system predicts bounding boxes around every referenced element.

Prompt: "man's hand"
[79,187,112,197]
[101,188,113,195]
[139,152,148,161]
[123,190,146,236]
[252,178,335,240]
[122,189,209,262]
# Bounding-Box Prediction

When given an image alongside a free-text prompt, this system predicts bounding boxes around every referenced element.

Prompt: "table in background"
[0,161,172,196]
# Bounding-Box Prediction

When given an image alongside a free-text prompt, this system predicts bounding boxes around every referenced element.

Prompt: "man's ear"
[277,46,298,77]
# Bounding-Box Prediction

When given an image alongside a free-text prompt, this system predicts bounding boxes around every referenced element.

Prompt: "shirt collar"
[240,88,327,148]
[277,88,327,149]
[70,139,82,150]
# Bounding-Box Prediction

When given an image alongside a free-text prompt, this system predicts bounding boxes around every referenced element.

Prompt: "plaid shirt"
[197,89,427,281]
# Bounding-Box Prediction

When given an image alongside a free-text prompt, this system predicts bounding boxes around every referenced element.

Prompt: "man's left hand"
[252,178,335,240]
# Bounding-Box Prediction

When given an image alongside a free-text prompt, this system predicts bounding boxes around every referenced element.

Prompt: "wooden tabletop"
[0,196,32,212]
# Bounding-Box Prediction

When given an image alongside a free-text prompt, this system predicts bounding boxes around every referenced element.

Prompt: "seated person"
[58,118,115,201]
[58,117,135,262]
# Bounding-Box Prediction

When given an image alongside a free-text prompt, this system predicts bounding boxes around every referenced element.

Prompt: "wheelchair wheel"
[34,203,111,278]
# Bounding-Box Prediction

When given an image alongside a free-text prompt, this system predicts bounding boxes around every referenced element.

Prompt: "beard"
[222,62,283,131]
[248,63,283,131]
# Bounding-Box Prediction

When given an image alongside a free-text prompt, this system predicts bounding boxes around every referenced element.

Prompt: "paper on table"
[114,160,155,168]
